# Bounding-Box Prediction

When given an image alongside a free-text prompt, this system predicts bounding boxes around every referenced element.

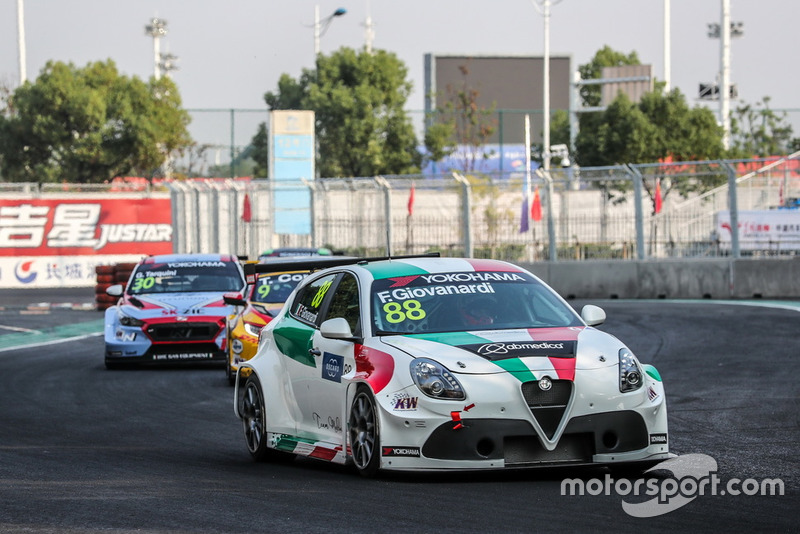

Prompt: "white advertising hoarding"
[715,210,800,251]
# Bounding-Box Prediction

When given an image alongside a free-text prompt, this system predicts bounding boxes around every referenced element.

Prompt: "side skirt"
[268,432,348,464]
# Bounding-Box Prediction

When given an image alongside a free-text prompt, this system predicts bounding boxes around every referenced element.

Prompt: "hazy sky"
[1,0,797,153]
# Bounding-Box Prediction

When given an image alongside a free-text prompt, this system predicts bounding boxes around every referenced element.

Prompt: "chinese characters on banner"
[0,198,173,288]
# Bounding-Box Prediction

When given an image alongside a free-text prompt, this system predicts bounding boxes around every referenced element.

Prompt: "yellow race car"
[223,269,310,385]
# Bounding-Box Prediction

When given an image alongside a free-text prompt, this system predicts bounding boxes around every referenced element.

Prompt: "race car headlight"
[410,358,465,400]
[119,313,144,327]
[243,321,263,337]
[618,348,643,392]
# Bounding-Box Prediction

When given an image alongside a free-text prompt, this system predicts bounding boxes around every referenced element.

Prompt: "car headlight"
[119,313,144,327]
[618,348,643,392]
[243,321,263,337]
[410,358,465,400]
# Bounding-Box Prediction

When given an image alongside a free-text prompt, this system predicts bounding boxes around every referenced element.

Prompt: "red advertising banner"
[0,198,173,256]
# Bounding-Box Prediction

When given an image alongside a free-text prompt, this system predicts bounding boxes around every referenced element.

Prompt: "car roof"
[242,253,526,283]
[140,253,238,264]
[258,247,333,259]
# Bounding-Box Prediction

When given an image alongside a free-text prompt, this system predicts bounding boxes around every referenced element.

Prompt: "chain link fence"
[163,153,800,261]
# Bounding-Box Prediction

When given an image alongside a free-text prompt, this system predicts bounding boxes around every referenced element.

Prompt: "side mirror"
[320,317,356,340]
[581,304,606,326]
[106,284,123,297]
[223,292,247,307]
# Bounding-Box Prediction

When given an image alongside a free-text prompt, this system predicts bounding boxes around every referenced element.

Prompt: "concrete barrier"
[520,257,800,300]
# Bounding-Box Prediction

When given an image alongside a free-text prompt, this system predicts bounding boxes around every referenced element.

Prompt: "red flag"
[654,180,662,214]
[407,182,415,216]
[242,193,252,223]
[531,186,542,222]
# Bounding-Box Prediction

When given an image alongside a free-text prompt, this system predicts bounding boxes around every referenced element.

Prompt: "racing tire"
[241,374,279,462]
[348,385,381,478]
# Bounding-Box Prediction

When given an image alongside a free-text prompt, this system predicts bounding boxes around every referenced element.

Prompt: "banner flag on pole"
[407,182,415,216]
[531,185,542,222]
[654,179,663,214]
[242,193,252,223]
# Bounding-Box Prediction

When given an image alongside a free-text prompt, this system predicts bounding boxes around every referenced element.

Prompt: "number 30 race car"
[234,254,672,476]
[104,253,246,369]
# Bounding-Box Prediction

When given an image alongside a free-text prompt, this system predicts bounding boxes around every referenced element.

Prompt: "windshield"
[371,270,581,334]
[250,272,309,304]
[127,260,244,295]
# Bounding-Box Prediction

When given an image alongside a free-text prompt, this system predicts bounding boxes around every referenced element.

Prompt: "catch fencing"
[168,153,800,261]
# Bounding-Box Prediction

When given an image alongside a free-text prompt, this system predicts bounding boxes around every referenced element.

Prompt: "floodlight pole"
[720,0,731,150]
[145,18,168,80]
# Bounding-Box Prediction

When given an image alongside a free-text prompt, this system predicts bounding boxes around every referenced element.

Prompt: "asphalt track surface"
[0,289,797,533]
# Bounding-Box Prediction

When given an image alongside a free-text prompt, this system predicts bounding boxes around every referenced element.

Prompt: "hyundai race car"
[104,254,246,369]
[234,254,672,476]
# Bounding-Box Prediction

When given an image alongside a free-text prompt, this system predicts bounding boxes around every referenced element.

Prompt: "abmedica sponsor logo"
[561,454,784,518]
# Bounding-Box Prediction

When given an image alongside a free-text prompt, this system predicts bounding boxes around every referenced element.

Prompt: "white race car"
[234,254,671,476]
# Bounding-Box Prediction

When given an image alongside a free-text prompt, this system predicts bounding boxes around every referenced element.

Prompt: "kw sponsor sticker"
[392,396,419,411]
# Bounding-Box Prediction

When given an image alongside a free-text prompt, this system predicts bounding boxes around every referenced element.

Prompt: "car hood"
[121,292,230,318]
[380,327,620,378]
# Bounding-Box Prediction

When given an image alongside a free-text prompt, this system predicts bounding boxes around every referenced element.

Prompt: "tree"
[253,48,421,178]
[729,96,796,157]
[426,63,497,173]
[576,88,724,168]
[0,60,191,183]
[578,46,641,108]
[249,122,269,177]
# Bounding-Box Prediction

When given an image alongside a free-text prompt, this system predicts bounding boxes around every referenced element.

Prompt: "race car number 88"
[383,300,426,323]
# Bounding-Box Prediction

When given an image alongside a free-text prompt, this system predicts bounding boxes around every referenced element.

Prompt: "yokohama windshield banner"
[0,198,173,256]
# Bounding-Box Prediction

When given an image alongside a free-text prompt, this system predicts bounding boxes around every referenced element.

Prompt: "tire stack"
[94,262,137,311]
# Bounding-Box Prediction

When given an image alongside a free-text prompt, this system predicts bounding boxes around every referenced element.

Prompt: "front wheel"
[348,386,381,477]
[240,375,277,461]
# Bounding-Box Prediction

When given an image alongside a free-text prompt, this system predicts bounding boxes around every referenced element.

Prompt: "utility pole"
[663,0,670,91]
[363,1,375,54]
[542,0,551,172]
[17,0,26,85]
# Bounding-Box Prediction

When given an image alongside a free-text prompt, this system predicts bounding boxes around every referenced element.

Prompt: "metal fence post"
[375,176,393,255]
[723,161,740,258]
[302,178,317,249]
[627,165,646,260]
[209,186,220,253]
[230,184,240,256]
[453,172,473,258]
[169,183,183,254]
[537,169,558,261]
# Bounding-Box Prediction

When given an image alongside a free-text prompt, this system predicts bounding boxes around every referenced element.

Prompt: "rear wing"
[242,252,440,284]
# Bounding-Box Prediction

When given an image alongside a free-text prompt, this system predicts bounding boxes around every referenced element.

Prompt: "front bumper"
[376,371,670,471]
[105,317,227,365]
